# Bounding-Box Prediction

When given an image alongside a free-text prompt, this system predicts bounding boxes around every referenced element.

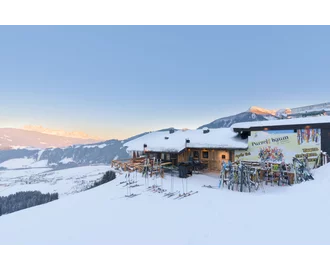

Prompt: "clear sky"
[0,26,329,139]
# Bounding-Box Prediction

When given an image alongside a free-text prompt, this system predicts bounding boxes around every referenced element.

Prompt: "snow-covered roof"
[231,116,330,130]
[124,128,248,153]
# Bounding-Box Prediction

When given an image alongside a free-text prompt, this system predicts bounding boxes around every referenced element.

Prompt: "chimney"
[143,144,148,153]
[185,138,190,148]
[203,127,210,134]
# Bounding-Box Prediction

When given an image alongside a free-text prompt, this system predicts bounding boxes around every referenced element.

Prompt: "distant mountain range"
[23,125,104,141]
[0,129,172,169]
[198,106,284,129]
[0,128,100,150]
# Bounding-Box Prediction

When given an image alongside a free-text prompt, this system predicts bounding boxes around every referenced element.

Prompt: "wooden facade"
[144,151,179,166]
[178,148,235,171]
[143,148,236,171]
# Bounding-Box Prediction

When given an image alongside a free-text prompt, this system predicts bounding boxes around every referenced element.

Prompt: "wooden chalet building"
[124,128,248,171]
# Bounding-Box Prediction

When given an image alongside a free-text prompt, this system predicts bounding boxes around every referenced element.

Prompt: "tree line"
[0,170,116,217]
[0,191,59,216]
[88,170,116,190]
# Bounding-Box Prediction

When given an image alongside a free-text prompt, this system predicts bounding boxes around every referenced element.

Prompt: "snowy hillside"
[0,140,128,170]
[1,164,330,244]
[0,165,111,197]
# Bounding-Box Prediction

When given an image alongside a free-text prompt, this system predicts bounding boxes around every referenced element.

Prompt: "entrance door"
[217,150,230,170]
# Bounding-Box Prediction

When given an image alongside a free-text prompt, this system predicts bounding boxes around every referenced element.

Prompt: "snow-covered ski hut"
[124,128,248,171]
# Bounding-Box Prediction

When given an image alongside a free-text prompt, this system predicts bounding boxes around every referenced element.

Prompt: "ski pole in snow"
[127,179,129,196]
[161,172,163,189]
[172,173,174,193]
[145,158,149,188]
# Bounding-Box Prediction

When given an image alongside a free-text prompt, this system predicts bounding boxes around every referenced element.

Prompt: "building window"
[193,151,199,158]
[166,154,171,161]
[222,155,226,159]
[161,153,165,160]
[202,151,209,159]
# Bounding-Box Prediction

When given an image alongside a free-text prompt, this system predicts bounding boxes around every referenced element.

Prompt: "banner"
[235,129,321,166]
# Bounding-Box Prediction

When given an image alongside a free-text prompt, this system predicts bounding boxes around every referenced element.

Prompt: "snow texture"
[0,166,111,198]
[1,163,330,244]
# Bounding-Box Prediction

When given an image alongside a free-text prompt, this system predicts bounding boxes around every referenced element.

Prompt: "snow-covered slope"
[1,164,330,244]
[0,158,48,169]
[0,165,111,197]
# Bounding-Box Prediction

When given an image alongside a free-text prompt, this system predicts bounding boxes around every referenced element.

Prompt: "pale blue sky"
[0,26,329,139]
